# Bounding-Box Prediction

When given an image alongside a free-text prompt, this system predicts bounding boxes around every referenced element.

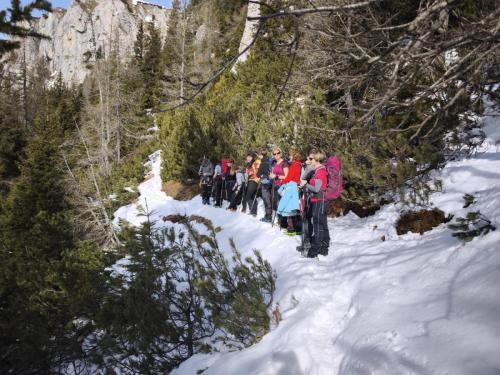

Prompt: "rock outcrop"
[7,0,171,84]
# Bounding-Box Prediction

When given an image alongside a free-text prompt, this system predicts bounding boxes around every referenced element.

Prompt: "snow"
[114,105,500,374]
[444,49,459,67]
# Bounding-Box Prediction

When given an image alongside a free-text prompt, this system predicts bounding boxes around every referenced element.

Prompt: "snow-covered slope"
[114,111,500,375]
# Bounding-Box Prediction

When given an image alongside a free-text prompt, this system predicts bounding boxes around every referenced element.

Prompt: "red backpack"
[221,158,230,176]
[324,156,343,200]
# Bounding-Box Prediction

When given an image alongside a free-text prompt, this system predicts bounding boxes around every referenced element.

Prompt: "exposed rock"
[5,0,171,84]
[195,23,208,45]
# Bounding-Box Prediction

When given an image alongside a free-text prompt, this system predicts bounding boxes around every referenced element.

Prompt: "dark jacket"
[257,156,273,184]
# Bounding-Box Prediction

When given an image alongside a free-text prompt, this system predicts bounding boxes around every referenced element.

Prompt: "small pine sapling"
[448,194,496,242]
[462,193,477,208]
[448,211,496,242]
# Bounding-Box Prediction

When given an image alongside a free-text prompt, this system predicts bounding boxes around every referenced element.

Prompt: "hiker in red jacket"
[269,147,289,228]
[300,152,330,257]
[282,148,302,234]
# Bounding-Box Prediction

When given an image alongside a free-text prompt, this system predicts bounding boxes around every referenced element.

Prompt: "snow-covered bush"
[90,214,276,373]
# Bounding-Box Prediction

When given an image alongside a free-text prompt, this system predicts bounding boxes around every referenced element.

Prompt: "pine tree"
[0,70,25,198]
[0,83,83,373]
[134,21,145,61]
[162,0,182,104]
[141,23,164,109]
[93,214,276,372]
[0,0,52,56]
[0,97,72,372]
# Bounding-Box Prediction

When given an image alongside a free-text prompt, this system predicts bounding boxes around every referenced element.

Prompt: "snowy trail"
[114,125,500,374]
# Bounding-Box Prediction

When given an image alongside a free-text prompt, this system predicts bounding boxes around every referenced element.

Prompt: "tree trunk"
[232,1,261,73]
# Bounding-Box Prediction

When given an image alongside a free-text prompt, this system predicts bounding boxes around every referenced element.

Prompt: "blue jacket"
[277,182,300,217]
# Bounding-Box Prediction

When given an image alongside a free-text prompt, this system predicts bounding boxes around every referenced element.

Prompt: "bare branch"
[247,0,380,21]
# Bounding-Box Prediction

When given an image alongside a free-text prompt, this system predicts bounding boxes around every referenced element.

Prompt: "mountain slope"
[114,107,500,375]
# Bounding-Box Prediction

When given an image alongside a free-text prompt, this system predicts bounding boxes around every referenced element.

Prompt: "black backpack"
[257,157,273,184]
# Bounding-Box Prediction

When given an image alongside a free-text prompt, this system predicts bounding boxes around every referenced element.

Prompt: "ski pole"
[302,192,311,256]
[222,178,226,202]
[271,185,277,227]
[218,177,224,205]
[300,192,306,252]
[241,181,247,212]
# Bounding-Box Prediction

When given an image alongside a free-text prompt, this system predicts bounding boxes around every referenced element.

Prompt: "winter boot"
[318,241,330,256]
[296,241,312,253]
[306,246,319,258]
[318,246,329,256]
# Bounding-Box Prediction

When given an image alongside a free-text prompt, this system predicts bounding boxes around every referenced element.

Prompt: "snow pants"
[228,183,246,211]
[261,184,273,220]
[225,180,235,202]
[201,177,212,205]
[306,200,330,254]
[214,177,223,206]
[246,181,259,215]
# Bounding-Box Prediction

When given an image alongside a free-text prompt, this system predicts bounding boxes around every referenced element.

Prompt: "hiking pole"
[300,191,306,253]
[241,181,248,212]
[218,177,224,207]
[222,178,226,202]
[199,176,204,203]
[271,185,277,227]
[301,192,310,257]
[270,187,274,227]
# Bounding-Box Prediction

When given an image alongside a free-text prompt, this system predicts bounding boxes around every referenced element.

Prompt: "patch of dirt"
[328,199,390,218]
[162,180,200,201]
[396,209,451,235]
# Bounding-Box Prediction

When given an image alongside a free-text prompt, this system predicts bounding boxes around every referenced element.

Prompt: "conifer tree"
[0,0,52,56]
[93,214,276,372]
[141,23,164,109]
[162,0,182,104]
[0,71,25,198]
[134,21,145,61]
[0,83,78,372]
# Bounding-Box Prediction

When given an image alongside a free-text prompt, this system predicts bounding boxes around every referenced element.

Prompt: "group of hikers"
[198,147,343,258]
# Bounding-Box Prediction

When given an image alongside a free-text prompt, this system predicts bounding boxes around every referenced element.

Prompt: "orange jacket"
[247,159,261,182]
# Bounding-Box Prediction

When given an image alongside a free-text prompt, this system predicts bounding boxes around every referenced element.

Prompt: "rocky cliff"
[7,0,171,84]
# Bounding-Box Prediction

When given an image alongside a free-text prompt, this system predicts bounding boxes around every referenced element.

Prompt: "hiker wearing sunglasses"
[269,147,289,228]
[299,152,330,258]
[257,149,274,223]
[280,148,303,234]
[245,152,261,216]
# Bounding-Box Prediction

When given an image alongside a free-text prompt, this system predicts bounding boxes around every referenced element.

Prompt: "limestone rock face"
[8,0,171,84]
